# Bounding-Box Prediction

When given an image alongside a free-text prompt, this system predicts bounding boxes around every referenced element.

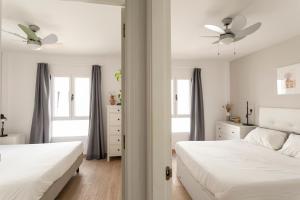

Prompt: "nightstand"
[216,121,256,140]
[0,133,26,144]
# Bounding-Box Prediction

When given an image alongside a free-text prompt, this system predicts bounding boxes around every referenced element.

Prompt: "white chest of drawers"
[107,105,122,161]
[216,121,256,140]
[0,133,26,145]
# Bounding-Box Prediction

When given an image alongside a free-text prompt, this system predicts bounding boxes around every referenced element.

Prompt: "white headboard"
[259,107,300,133]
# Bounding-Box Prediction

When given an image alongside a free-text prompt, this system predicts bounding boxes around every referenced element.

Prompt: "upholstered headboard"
[259,107,300,133]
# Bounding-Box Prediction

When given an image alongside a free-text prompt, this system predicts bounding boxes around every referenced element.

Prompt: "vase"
[226,112,230,121]
[109,96,116,105]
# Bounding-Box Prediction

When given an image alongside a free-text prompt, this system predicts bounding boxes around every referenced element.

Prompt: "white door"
[146,0,172,199]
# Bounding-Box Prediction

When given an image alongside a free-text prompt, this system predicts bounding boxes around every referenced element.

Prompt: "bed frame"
[40,154,83,200]
[177,156,216,200]
[177,107,300,200]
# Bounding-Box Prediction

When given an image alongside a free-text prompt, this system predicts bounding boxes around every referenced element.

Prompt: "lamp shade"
[0,114,7,121]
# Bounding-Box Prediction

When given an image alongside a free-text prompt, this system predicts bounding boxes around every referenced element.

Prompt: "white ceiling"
[1,0,121,56]
[172,0,300,60]
[2,0,300,60]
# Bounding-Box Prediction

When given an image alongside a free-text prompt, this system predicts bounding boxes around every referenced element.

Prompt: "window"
[53,77,70,117]
[52,76,90,137]
[171,79,191,133]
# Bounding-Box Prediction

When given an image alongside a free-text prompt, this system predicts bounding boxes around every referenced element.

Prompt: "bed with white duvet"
[176,139,300,200]
[176,107,300,200]
[0,142,83,200]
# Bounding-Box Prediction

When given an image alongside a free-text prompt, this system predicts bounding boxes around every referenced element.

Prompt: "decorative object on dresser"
[107,105,122,161]
[231,116,241,123]
[244,101,254,126]
[222,103,232,121]
[0,133,26,144]
[216,121,256,140]
[109,94,117,105]
[0,114,8,137]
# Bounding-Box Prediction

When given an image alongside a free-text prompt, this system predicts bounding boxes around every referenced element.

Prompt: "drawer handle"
[117,118,120,121]
[232,132,235,134]
[117,109,120,112]
[117,149,120,152]
[117,139,120,142]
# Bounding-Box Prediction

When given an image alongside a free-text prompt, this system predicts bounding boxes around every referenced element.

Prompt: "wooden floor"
[57,158,122,200]
[57,155,191,200]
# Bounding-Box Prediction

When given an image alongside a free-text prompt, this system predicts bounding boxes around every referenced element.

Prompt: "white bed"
[176,107,300,200]
[0,141,83,200]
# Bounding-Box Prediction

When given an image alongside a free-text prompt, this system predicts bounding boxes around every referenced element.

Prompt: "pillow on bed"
[280,134,300,157]
[244,127,287,150]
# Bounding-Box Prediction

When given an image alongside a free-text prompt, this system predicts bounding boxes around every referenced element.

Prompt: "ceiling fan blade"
[41,34,58,45]
[233,36,246,42]
[201,36,219,38]
[204,25,225,34]
[212,40,220,44]
[42,42,63,48]
[235,22,262,38]
[231,15,247,32]
[2,29,27,40]
[18,24,39,41]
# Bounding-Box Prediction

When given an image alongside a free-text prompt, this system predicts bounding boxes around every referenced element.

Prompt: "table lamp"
[0,114,8,137]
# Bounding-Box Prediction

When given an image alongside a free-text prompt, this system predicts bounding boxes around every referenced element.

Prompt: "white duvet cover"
[0,142,83,200]
[176,140,300,200]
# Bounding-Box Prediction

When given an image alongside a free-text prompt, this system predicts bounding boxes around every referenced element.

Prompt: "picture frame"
[277,63,300,95]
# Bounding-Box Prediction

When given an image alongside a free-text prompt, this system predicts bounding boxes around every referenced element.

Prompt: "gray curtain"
[190,68,205,141]
[86,65,105,160]
[30,63,50,144]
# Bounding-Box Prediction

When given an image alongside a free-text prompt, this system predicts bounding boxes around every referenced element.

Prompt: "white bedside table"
[0,133,26,145]
[216,121,256,140]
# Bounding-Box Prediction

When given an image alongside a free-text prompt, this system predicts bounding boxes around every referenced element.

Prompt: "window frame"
[171,77,192,133]
[171,78,191,118]
[51,74,91,121]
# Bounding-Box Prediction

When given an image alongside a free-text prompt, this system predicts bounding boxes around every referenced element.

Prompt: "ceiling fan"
[203,15,262,45]
[2,24,59,50]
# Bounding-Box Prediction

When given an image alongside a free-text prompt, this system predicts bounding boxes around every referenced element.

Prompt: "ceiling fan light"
[220,37,234,45]
[27,43,41,50]
[27,40,41,50]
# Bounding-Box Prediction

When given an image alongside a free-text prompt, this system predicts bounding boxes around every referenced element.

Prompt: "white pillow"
[280,134,300,157]
[244,127,287,150]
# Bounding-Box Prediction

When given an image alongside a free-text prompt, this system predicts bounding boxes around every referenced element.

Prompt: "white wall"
[172,59,230,144]
[1,51,121,150]
[230,35,300,124]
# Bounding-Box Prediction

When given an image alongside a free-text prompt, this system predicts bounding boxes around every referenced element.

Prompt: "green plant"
[117,90,122,105]
[115,70,122,82]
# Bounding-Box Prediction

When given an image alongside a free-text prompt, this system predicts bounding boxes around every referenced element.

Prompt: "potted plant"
[114,70,122,105]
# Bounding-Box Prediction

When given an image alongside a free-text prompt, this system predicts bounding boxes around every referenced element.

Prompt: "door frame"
[0,0,2,115]
[63,0,172,199]
[124,0,171,199]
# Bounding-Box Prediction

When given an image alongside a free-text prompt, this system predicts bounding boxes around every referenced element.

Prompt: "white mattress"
[176,140,300,200]
[0,142,83,200]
